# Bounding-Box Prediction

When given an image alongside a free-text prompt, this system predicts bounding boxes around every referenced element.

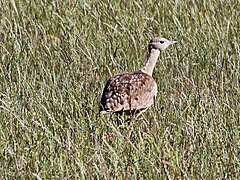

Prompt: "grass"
[0,0,239,179]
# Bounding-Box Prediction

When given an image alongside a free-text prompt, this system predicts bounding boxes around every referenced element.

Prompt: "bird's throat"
[141,49,160,76]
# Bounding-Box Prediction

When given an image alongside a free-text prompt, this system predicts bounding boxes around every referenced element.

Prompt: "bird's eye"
[160,41,164,44]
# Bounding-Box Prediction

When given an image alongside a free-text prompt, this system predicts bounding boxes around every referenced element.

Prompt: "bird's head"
[148,37,177,52]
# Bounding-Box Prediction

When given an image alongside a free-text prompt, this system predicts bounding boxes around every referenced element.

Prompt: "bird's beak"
[171,40,177,44]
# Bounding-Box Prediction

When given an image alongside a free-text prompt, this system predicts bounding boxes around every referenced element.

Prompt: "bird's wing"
[100,71,157,114]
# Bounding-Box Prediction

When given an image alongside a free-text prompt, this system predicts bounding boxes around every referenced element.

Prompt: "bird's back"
[100,71,157,114]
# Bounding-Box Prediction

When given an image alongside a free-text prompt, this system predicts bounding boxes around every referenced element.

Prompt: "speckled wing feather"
[100,71,157,114]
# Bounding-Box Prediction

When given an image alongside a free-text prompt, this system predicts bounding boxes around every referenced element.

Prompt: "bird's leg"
[115,110,125,126]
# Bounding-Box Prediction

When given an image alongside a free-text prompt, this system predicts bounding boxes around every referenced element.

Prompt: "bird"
[99,37,176,117]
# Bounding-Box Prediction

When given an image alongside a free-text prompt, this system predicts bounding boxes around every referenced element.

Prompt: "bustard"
[100,37,176,116]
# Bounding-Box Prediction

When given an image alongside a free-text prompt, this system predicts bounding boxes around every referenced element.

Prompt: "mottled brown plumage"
[100,37,176,116]
[100,71,157,115]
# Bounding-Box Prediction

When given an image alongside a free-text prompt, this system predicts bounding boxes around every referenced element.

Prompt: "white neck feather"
[141,49,160,76]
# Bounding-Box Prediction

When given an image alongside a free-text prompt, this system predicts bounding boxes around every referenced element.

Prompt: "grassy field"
[0,0,239,179]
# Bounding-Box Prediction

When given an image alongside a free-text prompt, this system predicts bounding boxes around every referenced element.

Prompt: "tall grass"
[0,0,239,179]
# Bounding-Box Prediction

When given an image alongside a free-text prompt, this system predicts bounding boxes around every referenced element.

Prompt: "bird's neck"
[141,49,160,76]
